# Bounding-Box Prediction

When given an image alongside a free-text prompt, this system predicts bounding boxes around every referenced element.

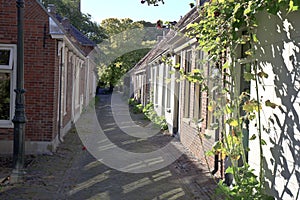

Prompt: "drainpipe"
[57,43,63,143]
[211,122,219,175]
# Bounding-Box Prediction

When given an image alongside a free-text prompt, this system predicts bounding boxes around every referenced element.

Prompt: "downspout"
[85,57,90,106]
[207,63,219,175]
[57,42,63,143]
[211,122,219,175]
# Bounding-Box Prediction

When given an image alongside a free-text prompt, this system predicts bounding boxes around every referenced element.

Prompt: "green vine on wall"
[185,0,299,199]
[159,0,299,199]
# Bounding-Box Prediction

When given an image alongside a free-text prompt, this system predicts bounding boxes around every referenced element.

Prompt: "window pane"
[0,72,10,120]
[0,50,10,65]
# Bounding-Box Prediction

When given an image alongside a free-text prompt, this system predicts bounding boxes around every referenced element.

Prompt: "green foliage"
[128,98,143,114]
[129,101,168,130]
[141,0,165,6]
[217,165,274,200]
[128,98,138,106]
[99,48,151,88]
[184,0,299,199]
[42,0,107,43]
[97,18,156,88]
[156,0,299,198]
[133,104,143,114]
[143,102,168,130]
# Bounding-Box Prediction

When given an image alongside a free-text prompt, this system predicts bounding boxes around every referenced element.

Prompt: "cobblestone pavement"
[0,94,220,200]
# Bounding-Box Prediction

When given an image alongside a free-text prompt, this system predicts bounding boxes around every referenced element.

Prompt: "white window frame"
[184,50,192,119]
[193,51,205,120]
[0,44,16,128]
[75,57,80,110]
[63,48,68,116]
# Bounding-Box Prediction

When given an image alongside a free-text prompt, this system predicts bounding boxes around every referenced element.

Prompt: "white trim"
[174,38,197,53]
[0,44,16,128]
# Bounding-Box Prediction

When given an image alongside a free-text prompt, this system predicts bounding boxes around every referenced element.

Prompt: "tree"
[97,18,159,91]
[42,0,107,43]
[140,0,165,6]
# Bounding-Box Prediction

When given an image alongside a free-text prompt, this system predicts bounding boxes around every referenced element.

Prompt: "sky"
[81,0,195,24]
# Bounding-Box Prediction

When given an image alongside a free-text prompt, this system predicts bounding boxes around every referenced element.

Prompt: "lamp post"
[11,0,26,183]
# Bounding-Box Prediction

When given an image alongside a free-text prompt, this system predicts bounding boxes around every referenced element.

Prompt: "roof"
[54,14,96,47]
[132,6,201,73]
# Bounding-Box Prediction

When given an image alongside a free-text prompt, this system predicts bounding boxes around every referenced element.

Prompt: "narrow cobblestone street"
[0,94,218,200]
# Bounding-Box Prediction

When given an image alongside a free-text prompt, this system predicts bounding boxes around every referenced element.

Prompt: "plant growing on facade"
[150,0,299,199]
[188,1,299,199]
[129,100,168,130]
[142,102,168,130]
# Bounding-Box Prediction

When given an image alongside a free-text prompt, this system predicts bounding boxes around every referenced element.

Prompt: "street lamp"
[11,0,26,183]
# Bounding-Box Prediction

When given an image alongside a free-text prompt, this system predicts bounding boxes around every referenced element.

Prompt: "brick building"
[131,2,300,199]
[0,0,97,154]
[131,6,219,174]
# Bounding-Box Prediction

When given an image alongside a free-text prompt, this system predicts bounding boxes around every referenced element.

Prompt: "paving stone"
[0,94,221,200]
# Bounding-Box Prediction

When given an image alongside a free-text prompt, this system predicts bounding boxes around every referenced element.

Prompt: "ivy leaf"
[244,72,255,81]
[261,139,267,145]
[233,3,241,15]
[258,71,269,78]
[205,150,215,157]
[243,100,260,112]
[252,33,259,43]
[225,105,233,114]
[225,167,234,174]
[213,141,223,152]
[289,0,299,12]
[244,2,252,15]
[265,100,278,109]
[227,119,239,127]
[211,123,219,130]
[222,61,229,70]
[249,134,257,140]
[204,133,212,139]
[192,69,201,74]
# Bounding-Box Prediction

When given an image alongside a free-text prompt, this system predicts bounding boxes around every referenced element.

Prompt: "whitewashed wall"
[249,10,300,200]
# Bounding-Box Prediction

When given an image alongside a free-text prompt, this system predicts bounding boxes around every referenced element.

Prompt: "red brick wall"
[179,50,216,174]
[0,0,59,142]
[0,1,17,140]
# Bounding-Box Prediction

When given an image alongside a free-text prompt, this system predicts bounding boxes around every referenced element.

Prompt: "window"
[0,50,11,67]
[154,66,159,105]
[75,58,81,109]
[166,65,172,109]
[62,48,68,115]
[0,44,16,127]
[193,51,204,120]
[237,31,252,160]
[184,50,192,118]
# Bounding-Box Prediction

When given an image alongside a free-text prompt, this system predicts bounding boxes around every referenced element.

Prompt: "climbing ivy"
[187,1,299,199]
[154,0,299,199]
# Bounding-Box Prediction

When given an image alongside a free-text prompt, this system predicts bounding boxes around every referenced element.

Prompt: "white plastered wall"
[248,10,300,200]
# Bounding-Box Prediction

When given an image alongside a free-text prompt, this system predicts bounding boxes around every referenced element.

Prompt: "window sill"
[0,121,14,128]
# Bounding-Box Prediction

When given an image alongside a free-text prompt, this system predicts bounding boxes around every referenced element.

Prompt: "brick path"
[0,93,220,200]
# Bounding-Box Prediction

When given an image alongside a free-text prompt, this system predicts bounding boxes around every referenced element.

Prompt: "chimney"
[47,4,56,14]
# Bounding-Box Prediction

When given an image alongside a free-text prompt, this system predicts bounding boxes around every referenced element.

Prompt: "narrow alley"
[0,93,218,200]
